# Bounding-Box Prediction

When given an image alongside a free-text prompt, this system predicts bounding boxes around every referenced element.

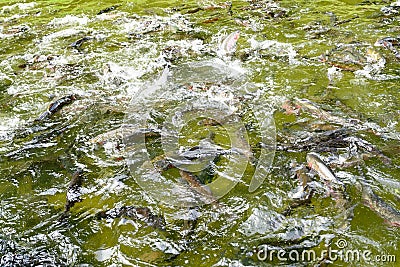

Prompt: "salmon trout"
[218,31,240,56]
[306,152,342,185]
[179,170,217,205]
[361,183,400,227]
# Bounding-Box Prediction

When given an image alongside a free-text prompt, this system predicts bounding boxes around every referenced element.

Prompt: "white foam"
[48,15,90,27]
[1,2,36,13]
[41,28,86,44]
[248,37,299,64]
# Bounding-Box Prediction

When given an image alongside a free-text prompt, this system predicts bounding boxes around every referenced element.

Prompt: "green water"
[0,0,399,266]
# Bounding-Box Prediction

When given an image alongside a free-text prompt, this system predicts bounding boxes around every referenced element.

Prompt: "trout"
[179,170,217,205]
[306,152,341,184]
[361,183,400,227]
[65,169,84,212]
[306,152,346,201]
[36,95,77,121]
[218,31,240,56]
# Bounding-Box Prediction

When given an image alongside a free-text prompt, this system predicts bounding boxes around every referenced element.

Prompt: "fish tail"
[36,111,51,121]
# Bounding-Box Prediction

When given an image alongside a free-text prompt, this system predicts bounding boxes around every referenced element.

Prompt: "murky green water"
[0,0,399,266]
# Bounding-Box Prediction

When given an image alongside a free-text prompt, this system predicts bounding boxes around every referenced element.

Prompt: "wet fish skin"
[306,152,338,183]
[179,170,217,205]
[282,99,301,115]
[361,183,400,227]
[65,169,84,212]
[294,98,347,124]
[36,94,77,121]
[151,154,174,171]
[290,166,314,199]
[306,153,351,227]
[89,127,159,145]
[48,95,77,113]
[306,152,346,201]
[97,5,120,15]
[296,166,312,188]
[179,170,212,196]
[375,37,400,59]
[96,206,166,230]
[343,136,391,165]
[375,37,400,48]
[219,31,240,56]
[283,166,314,216]
[179,143,231,161]
[70,37,92,50]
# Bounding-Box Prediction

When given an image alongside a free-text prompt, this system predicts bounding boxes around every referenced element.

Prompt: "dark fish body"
[375,37,400,59]
[343,136,391,165]
[179,170,217,205]
[375,37,400,48]
[97,5,120,15]
[70,37,92,49]
[179,145,231,161]
[381,5,400,16]
[361,184,400,227]
[151,155,174,171]
[65,169,84,212]
[36,94,77,121]
[96,206,165,230]
[48,95,76,114]
[36,110,51,121]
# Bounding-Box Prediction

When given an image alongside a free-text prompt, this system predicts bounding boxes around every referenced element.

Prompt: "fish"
[178,142,231,161]
[97,5,120,15]
[283,166,314,216]
[294,98,348,125]
[361,183,400,227]
[343,136,391,165]
[375,37,400,48]
[179,170,217,205]
[295,166,313,191]
[218,31,240,56]
[89,127,159,145]
[36,94,77,121]
[70,37,92,50]
[306,152,345,198]
[293,98,356,126]
[307,152,339,183]
[65,169,84,212]
[202,17,219,24]
[151,154,174,171]
[96,206,166,230]
[282,99,301,115]
[306,153,351,227]
[375,37,400,59]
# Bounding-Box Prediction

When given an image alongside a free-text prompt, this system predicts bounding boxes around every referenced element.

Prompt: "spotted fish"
[218,31,240,56]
